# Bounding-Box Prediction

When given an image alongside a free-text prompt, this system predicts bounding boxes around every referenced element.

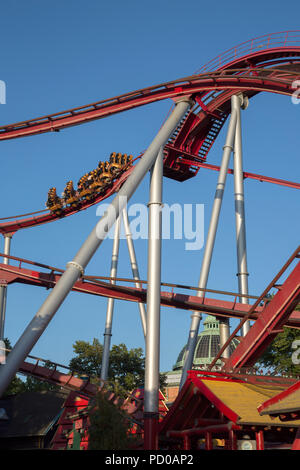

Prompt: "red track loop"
[0,33,299,234]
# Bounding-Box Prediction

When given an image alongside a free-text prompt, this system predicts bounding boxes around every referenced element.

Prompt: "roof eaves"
[192,376,240,424]
[258,380,300,415]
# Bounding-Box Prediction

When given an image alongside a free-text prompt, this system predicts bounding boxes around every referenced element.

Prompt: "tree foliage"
[2,339,60,396]
[69,338,167,392]
[69,339,145,391]
[88,387,138,450]
[256,327,300,376]
[69,339,103,377]
[2,337,167,398]
[256,303,300,376]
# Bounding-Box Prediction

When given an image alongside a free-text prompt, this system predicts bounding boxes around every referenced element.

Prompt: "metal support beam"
[233,94,250,337]
[179,97,238,389]
[292,427,300,450]
[122,208,147,337]
[100,215,121,382]
[0,235,12,340]
[219,319,231,359]
[205,432,213,451]
[256,430,264,450]
[0,98,192,398]
[168,150,300,190]
[144,147,163,450]
[210,245,300,371]
[228,429,237,450]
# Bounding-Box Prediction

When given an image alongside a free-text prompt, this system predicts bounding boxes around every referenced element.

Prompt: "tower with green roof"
[164,315,240,400]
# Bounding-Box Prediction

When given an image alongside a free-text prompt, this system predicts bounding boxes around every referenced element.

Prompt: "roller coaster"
[46,153,133,213]
[0,31,299,450]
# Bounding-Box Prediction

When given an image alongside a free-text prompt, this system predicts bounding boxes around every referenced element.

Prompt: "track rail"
[196,31,300,73]
[0,163,135,235]
[208,246,300,371]
[0,254,299,328]
[0,49,299,233]
[223,256,300,372]
[0,35,299,416]
[0,67,299,142]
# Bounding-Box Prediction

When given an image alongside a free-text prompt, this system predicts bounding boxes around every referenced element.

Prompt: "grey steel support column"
[179,97,238,390]
[219,319,230,359]
[0,97,192,398]
[233,94,250,337]
[122,208,147,337]
[100,214,121,382]
[0,235,12,340]
[144,147,163,450]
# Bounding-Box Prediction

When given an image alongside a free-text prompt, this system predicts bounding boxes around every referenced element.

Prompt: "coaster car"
[46,151,134,211]
[123,153,133,166]
[63,181,79,206]
[46,187,63,213]
[109,152,123,176]
[77,174,90,197]
[98,161,113,183]
[79,171,98,199]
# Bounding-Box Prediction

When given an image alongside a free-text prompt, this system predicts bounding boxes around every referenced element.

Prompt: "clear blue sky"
[0,1,299,374]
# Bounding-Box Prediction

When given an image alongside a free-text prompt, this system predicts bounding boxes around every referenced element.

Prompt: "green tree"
[21,374,59,393]
[256,327,300,376]
[1,339,27,396]
[69,338,167,392]
[256,304,300,376]
[69,338,102,378]
[88,388,138,450]
[1,339,59,396]
[69,339,145,391]
[2,374,26,397]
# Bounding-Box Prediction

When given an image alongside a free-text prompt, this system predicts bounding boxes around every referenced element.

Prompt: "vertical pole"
[0,235,12,341]
[0,98,192,398]
[179,98,238,389]
[233,94,250,337]
[183,434,191,450]
[122,208,147,337]
[100,215,121,382]
[256,430,264,450]
[144,147,163,450]
[292,427,300,450]
[205,432,213,450]
[228,429,237,450]
[219,319,230,360]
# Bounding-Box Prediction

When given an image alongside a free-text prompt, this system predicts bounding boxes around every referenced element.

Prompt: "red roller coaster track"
[0,34,300,441]
[0,32,299,235]
[0,252,299,329]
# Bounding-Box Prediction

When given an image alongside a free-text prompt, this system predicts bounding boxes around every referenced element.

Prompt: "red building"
[159,370,300,450]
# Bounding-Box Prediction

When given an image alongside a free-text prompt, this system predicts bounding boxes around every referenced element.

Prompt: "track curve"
[0,163,136,235]
[0,32,299,235]
[0,67,299,141]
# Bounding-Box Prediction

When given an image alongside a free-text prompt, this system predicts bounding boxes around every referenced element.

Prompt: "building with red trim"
[159,370,300,450]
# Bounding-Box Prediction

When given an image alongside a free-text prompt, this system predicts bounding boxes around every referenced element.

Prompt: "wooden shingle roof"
[159,372,300,435]
[258,380,300,419]
[202,379,300,426]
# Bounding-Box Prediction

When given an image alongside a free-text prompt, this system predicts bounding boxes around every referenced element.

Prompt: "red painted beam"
[223,261,300,372]
[20,360,98,396]
[292,427,300,450]
[18,358,143,420]
[258,380,300,415]
[167,421,241,437]
[176,155,300,190]
[1,262,300,328]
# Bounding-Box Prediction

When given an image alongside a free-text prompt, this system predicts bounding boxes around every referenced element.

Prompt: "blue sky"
[0,1,299,374]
